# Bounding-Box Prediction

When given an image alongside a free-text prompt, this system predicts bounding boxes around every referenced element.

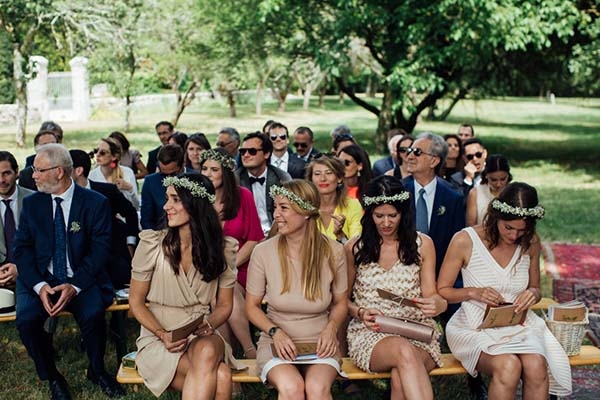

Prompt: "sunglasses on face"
[398,146,409,154]
[406,147,435,157]
[466,151,483,161]
[216,141,233,147]
[343,159,353,167]
[239,148,264,156]
[270,134,287,141]
[94,148,110,156]
[293,142,308,149]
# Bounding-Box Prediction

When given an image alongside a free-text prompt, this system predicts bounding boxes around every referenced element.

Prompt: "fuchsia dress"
[223,187,264,287]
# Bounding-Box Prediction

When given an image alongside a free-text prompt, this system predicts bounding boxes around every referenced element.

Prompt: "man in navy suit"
[140,144,185,230]
[292,126,322,162]
[146,120,173,174]
[14,144,123,399]
[267,122,306,179]
[0,151,34,287]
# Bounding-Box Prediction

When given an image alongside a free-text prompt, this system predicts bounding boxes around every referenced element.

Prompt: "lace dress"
[347,257,442,373]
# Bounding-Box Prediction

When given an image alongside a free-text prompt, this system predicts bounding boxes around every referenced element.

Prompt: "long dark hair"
[162,173,226,282]
[483,182,540,252]
[353,176,420,267]
[339,144,373,199]
[199,148,240,220]
[481,154,512,184]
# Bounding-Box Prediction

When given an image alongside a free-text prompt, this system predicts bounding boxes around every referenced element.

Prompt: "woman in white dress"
[89,137,140,209]
[438,182,571,399]
[466,154,512,226]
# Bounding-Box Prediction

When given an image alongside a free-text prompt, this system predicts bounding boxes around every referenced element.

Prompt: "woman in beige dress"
[129,173,242,399]
[246,180,348,399]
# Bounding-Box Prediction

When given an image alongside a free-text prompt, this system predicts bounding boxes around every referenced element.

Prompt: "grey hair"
[219,127,240,142]
[416,132,448,174]
[37,143,73,175]
[387,134,403,153]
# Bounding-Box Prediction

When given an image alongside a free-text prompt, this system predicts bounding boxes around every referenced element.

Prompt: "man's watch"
[268,326,280,337]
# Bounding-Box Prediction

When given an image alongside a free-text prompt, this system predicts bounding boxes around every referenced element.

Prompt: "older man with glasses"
[449,137,488,198]
[235,132,291,236]
[292,126,322,162]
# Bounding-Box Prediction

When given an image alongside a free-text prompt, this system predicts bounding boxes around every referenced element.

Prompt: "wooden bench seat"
[0,301,129,323]
[117,345,600,385]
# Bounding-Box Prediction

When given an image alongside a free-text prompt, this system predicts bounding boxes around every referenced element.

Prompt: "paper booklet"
[478,303,526,329]
[271,342,318,360]
[377,288,419,308]
[548,300,587,322]
[166,314,205,342]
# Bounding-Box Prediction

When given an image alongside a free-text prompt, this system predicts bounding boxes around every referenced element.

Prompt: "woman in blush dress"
[129,173,244,399]
[89,137,140,210]
[438,182,571,399]
[200,148,264,358]
[306,155,362,244]
[346,176,446,400]
[246,180,348,399]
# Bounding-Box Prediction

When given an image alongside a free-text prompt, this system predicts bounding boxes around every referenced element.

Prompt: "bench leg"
[109,310,128,361]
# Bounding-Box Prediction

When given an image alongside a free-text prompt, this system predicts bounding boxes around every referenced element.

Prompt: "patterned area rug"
[542,242,600,312]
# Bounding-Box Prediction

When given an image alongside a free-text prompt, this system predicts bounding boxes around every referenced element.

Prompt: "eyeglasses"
[270,134,287,141]
[31,165,60,174]
[94,148,110,156]
[216,140,233,147]
[343,159,353,167]
[405,147,436,157]
[334,133,353,140]
[239,148,264,156]
[293,142,308,149]
[465,152,483,161]
[397,146,409,154]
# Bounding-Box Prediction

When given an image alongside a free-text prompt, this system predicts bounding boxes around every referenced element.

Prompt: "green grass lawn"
[0,96,598,398]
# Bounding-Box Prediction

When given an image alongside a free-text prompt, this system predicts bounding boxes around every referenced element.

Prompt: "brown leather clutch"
[270,342,318,359]
[374,315,437,344]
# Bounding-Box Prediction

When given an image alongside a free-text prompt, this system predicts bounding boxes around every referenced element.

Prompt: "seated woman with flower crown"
[438,182,572,399]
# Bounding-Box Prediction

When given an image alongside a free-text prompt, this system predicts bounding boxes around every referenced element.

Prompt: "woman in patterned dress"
[346,176,447,399]
[438,182,571,398]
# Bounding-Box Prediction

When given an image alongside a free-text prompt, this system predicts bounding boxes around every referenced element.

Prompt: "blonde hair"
[276,180,335,301]
[305,155,348,209]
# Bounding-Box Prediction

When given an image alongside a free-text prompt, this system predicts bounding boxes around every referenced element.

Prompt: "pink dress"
[223,187,264,288]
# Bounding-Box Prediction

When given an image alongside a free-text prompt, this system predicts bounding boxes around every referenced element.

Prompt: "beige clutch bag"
[374,315,437,344]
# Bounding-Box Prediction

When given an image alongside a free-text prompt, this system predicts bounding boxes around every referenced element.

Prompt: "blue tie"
[416,188,429,234]
[53,197,67,283]
[2,199,16,263]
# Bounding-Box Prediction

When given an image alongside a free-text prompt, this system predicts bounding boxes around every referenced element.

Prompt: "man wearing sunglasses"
[293,126,322,162]
[449,138,488,197]
[268,122,306,179]
[236,132,291,236]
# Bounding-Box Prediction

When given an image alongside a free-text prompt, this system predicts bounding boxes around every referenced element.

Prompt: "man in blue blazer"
[0,151,34,287]
[14,144,123,399]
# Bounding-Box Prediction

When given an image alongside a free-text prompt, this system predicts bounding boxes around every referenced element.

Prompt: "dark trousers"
[15,280,111,381]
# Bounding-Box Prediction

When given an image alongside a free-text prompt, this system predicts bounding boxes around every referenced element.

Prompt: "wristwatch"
[268,326,280,337]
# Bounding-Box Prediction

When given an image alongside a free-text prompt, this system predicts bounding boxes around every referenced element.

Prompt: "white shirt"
[34,180,80,294]
[249,169,271,235]
[89,165,140,210]
[271,152,289,172]
[0,189,19,228]
[414,178,437,229]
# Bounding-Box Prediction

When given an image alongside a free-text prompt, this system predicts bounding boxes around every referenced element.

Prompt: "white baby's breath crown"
[163,176,216,203]
[269,185,317,212]
[362,191,410,206]
[200,149,236,171]
[491,199,545,219]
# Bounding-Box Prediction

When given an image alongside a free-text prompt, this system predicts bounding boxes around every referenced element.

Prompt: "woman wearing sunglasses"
[89,137,140,210]
[384,134,414,179]
[337,144,373,200]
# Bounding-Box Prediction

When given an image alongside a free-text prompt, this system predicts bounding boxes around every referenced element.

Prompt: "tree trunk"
[125,95,132,133]
[376,85,393,152]
[227,90,236,118]
[172,81,198,126]
[303,86,311,110]
[255,80,263,116]
[318,85,326,108]
[13,46,27,148]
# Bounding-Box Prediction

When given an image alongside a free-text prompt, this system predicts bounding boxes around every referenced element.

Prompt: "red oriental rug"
[542,242,600,313]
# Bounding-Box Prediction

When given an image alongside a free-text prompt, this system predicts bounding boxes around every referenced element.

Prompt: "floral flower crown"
[199,149,236,171]
[491,199,545,219]
[269,185,317,212]
[362,191,410,206]
[163,176,216,203]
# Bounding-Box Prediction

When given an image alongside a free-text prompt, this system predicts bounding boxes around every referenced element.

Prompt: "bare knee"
[189,340,221,368]
[305,377,332,399]
[392,341,421,370]
[492,355,522,388]
[275,375,305,399]
[521,354,548,383]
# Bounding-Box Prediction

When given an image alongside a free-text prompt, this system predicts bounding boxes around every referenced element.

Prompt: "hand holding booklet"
[271,342,318,360]
[166,314,204,342]
[478,303,526,329]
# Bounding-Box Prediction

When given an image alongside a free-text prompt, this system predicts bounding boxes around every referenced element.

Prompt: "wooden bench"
[0,301,130,323]
[117,345,600,385]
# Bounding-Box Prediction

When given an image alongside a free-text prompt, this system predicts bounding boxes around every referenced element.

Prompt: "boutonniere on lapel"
[69,221,81,233]
[436,206,446,216]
